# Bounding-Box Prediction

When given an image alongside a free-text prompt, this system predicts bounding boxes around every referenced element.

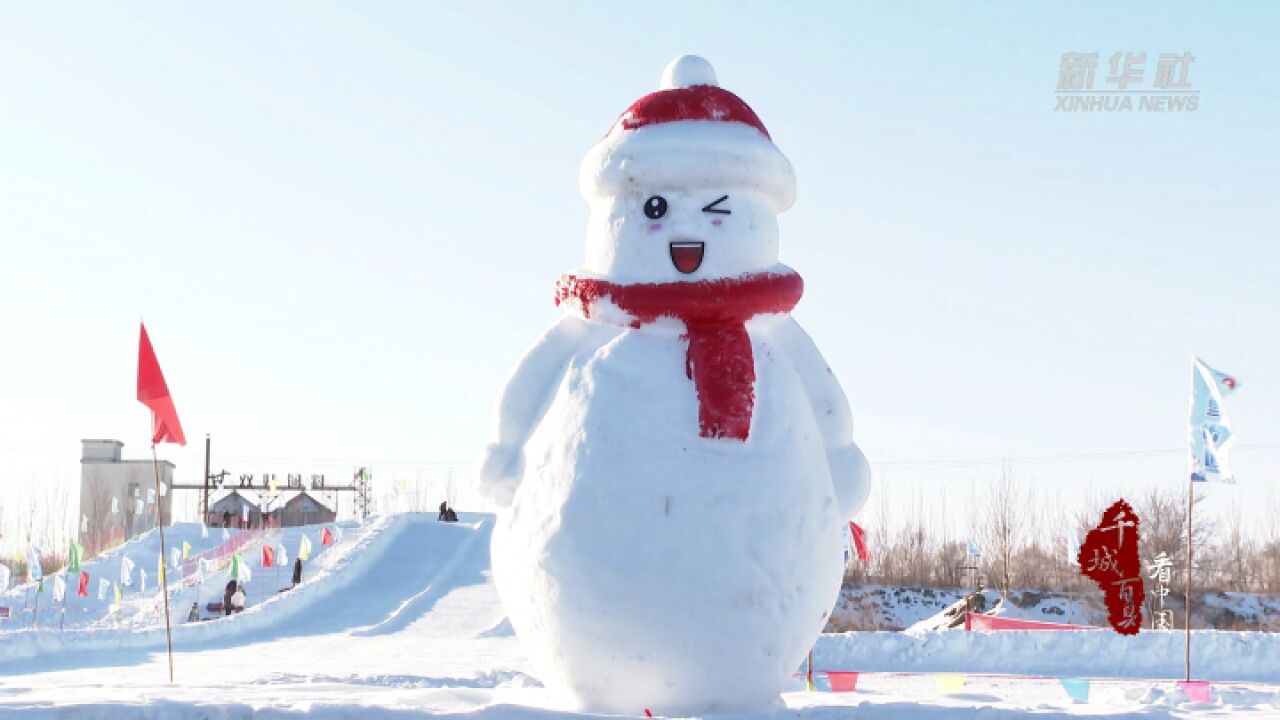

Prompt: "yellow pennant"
[182,541,192,560]
[933,673,966,695]
[113,582,122,605]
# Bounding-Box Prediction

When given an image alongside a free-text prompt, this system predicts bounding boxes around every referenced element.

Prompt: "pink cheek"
[712,219,723,227]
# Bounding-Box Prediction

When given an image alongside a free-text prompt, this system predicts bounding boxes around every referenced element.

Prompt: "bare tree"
[976,466,1026,596]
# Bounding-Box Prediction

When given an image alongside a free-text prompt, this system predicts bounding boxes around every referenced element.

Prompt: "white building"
[79,439,174,556]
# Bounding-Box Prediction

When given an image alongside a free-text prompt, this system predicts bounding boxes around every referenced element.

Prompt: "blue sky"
[1,2,1277,535]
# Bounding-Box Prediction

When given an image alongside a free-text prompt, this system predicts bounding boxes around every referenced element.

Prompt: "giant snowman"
[476,55,871,715]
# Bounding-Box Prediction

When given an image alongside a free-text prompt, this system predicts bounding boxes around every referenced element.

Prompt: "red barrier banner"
[182,528,268,579]
[965,613,1103,632]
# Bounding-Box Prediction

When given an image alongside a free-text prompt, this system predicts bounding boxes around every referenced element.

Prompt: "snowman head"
[579,56,796,283]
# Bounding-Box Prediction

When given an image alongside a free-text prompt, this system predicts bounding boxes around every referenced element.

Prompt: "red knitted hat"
[579,56,796,212]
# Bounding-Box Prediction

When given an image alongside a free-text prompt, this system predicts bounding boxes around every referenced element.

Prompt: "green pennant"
[68,541,83,573]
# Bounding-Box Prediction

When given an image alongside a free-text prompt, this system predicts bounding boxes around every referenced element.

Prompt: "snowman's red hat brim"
[579,121,797,213]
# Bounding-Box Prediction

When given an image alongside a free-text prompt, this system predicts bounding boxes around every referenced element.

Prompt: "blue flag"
[966,538,982,558]
[1189,358,1238,483]
[1060,678,1090,702]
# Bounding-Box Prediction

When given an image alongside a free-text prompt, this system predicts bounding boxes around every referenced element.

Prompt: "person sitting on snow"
[186,602,200,623]
[223,579,237,616]
[230,584,246,613]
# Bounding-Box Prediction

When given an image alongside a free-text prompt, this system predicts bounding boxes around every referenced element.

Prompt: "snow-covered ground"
[2,512,1278,718]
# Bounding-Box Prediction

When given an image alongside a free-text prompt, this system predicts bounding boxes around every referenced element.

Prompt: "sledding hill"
[0,513,491,666]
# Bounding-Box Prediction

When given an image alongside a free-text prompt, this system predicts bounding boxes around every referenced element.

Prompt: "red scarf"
[555,271,804,441]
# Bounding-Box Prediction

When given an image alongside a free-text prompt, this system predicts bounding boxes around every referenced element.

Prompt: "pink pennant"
[827,671,859,693]
[1178,680,1211,704]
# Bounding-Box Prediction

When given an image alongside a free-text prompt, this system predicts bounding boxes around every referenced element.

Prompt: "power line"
[871,443,1280,472]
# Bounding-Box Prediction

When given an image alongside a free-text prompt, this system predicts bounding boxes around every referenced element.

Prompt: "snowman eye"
[701,195,731,214]
[643,196,668,220]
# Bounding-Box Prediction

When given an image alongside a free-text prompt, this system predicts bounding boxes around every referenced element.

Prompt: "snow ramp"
[0,512,492,666]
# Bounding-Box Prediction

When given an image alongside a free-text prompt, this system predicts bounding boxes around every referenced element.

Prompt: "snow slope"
[0,515,487,664]
[2,512,1279,718]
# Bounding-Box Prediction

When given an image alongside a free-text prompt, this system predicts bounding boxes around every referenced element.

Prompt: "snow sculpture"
[476,55,871,714]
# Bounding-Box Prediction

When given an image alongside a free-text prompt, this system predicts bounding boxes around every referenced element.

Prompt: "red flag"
[262,545,274,568]
[137,323,186,446]
[77,571,89,597]
[849,521,871,563]
[321,527,333,546]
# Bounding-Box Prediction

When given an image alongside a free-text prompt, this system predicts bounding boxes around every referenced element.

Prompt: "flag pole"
[152,443,176,683]
[806,650,815,691]
[1184,474,1193,682]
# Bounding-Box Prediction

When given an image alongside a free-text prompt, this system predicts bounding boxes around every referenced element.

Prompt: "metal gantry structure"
[164,435,373,523]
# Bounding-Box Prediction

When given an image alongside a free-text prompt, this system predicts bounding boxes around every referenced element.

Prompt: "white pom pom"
[660,55,718,89]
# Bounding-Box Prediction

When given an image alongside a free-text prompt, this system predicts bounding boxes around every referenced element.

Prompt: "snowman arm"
[476,315,600,507]
[769,316,872,519]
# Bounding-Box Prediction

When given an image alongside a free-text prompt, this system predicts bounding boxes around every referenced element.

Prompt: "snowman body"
[477,56,871,715]
[492,315,842,713]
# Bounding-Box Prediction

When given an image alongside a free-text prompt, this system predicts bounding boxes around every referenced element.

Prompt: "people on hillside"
[223,579,236,616]
[231,584,246,613]
[292,557,303,587]
[438,501,458,522]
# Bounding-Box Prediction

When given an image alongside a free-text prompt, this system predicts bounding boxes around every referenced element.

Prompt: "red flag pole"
[137,321,184,682]
[152,444,175,683]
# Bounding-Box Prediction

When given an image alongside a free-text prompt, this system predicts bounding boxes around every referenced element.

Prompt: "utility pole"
[202,434,212,523]
[956,563,979,628]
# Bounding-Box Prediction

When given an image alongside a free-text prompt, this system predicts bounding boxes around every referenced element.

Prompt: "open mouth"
[669,241,705,274]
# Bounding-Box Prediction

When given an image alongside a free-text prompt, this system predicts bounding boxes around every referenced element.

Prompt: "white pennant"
[120,556,135,586]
